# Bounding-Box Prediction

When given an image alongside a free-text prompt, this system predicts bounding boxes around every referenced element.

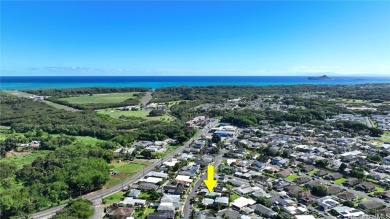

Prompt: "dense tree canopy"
[51,199,94,219]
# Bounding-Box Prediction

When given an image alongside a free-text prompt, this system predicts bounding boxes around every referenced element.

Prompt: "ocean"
[1,76,390,90]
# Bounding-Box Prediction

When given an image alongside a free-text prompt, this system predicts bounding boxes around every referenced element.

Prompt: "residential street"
[183,152,226,219]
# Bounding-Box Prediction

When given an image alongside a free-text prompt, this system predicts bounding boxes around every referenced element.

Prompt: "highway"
[30,119,219,219]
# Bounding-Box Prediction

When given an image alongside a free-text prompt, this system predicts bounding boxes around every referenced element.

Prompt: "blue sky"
[1,1,389,76]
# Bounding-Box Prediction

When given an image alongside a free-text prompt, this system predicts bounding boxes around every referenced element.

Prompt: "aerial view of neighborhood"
[1,0,390,219]
[1,85,390,219]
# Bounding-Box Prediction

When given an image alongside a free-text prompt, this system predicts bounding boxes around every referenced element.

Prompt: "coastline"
[1,76,390,90]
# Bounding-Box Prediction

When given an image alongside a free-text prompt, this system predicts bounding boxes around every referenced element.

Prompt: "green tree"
[315,159,329,168]
[51,199,94,219]
[211,134,221,143]
[311,185,328,197]
[339,163,347,173]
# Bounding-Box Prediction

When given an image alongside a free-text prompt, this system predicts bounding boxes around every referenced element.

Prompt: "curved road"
[30,119,219,219]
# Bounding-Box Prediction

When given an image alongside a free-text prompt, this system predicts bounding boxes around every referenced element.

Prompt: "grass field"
[334,178,347,185]
[285,173,299,182]
[98,109,172,121]
[59,92,138,104]
[105,160,151,188]
[3,150,51,169]
[103,191,125,205]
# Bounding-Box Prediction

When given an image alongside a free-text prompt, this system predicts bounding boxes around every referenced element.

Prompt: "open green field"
[285,173,299,182]
[3,150,51,169]
[98,109,173,121]
[59,92,139,104]
[105,160,151,188]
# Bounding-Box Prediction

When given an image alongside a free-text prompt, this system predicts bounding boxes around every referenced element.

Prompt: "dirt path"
[5,90,78,111]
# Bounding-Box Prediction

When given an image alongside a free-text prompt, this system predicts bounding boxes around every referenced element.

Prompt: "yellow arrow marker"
[203,165,217,192]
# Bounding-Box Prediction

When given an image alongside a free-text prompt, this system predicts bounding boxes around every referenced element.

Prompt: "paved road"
[5,90,78,111]
[30,120,219,219]
[140,92,153,107]
[91,199,104,219]
[364,117,373,128]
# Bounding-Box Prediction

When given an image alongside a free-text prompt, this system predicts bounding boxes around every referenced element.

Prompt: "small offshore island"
[308,75,331,80]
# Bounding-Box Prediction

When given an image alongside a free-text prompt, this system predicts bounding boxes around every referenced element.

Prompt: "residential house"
[251,204,278,217]
[315,196,339,210]
[302,165,315,172]
[175,175,193,185]
[358,201,384,210]
[231,197,256,211]
[271,157,289,167]
[298,191,316,204]
[328,186,344,195]
[355,181,376,192]
[294,176,312,184]
[314,170,328,177]
[343,178,359,187]
[331,206,365,218]
[277,169,292,178]
[137,183,159,191]
[337,191,357,201]
[105,206,135,219]
[162,186,185,195]
[119,197,146,207]
[326,172,343,180]
[127,189,141,198]
[215,197,229,207]
[285,185,303,196]
[147,212,175,219]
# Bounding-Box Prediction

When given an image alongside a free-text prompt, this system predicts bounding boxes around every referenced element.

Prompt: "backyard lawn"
[372,187,385,194]
[230,193,240,201]
[308,169,319,176]
[334,178,347,185]
[138,191,151,199]
[59,92,139,104]
[285,174,299,182]
[133,207,156,219]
